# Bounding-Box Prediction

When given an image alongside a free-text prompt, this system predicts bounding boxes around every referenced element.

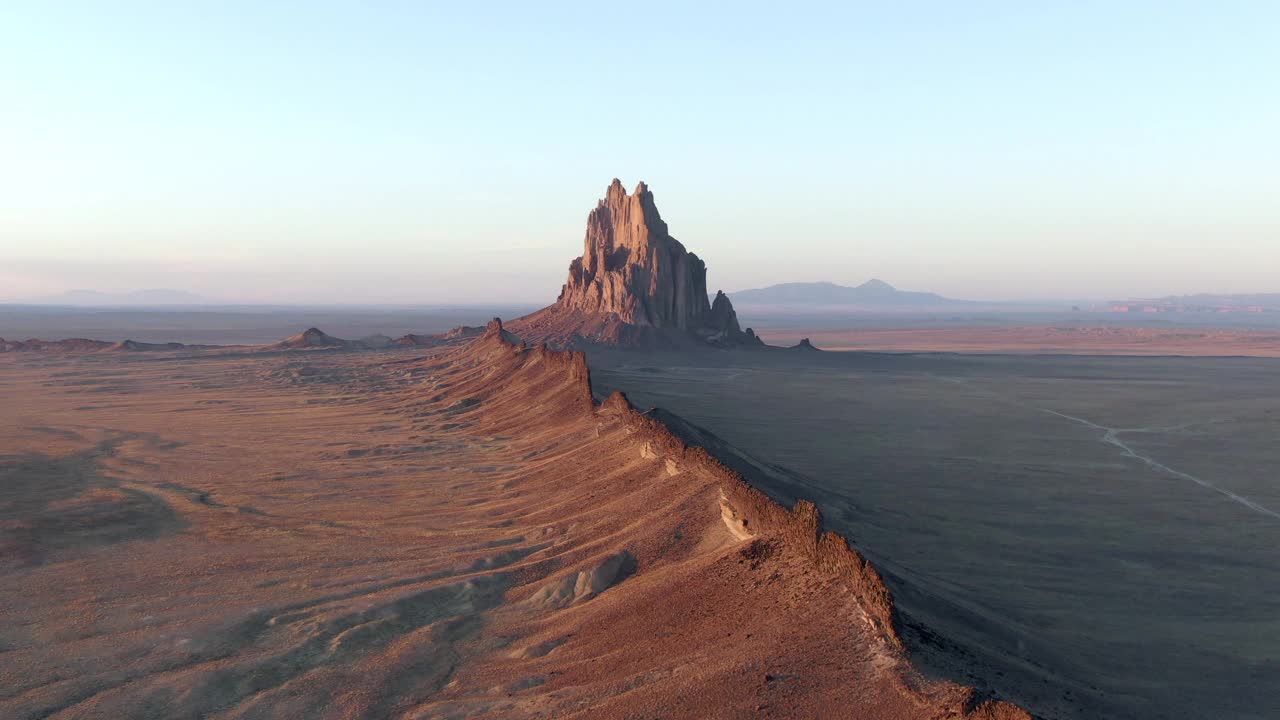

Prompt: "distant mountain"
[729,280,959,306]
[20,289,211,306]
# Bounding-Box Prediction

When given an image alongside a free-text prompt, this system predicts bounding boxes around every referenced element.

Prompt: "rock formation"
[480,317,524,346]
[271,328,350,350]
[1,337,198,352]
[110,339,190,352]
[0,337,113,352]
[791,338,819,351]
[509,180,763,348]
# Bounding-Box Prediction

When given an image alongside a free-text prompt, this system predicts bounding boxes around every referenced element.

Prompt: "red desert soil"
[0,322,1026,719]
[756,324,1280,357]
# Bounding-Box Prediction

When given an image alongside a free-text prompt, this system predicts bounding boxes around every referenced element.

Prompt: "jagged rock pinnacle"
[557,180,737,334]
[513,180,764,348]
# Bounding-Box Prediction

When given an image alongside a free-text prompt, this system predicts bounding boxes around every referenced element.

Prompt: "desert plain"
[0,326,1027,719]
[4,181,1277,720]
[590,346,1280,720]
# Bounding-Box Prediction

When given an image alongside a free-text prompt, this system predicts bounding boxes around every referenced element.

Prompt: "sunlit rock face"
[546,179,757,346]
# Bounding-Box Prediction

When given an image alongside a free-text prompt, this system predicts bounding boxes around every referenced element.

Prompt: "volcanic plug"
[510,179,762,348]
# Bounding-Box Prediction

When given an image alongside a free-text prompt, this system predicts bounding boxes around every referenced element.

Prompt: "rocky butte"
[509,179,763,348]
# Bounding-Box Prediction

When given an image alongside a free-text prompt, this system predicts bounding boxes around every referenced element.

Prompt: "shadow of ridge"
[0,438,187,566]
[642,405,818,511]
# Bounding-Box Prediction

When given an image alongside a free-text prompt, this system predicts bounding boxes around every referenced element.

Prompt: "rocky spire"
[557,180,720,331]
[512,180,763,348]
[706,290,743,334]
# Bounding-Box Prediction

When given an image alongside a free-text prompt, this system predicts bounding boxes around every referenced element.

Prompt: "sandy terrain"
[0,326,1025,719]
[753,325,1280,356]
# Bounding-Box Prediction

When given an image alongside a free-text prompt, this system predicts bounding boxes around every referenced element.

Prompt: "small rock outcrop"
[444,325,486,340]
[394,326,491,348]
[510,180,763,348]
[480,317,524,346]
[526,551,637,610]
[0,337,114,352]
[393,333,441,348]
[792,338,819,351]
[110,339,189,352]
[272,328,349,349]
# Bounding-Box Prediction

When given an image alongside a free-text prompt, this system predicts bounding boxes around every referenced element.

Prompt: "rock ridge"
[437,320,1029,718]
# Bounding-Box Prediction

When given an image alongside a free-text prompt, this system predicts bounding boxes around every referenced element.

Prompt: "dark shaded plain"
[589,348,1280,720]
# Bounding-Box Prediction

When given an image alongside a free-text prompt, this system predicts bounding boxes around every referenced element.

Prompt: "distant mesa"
[731,279,957,307]
[393,333,445,348]
[0,336,215,353]
[508,179,763,349]
[1,337,114,352]
[270,326,496,352]
[393,325,491,348]
[443,325,487,340]
[110,339,192,352]
[271,327,351,350]
[270,328,422,351]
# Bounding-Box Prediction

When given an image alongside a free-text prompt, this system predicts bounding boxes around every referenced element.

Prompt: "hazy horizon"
[5,3,1277,304]
[9,281,1280,309]
[0,280,1097,307]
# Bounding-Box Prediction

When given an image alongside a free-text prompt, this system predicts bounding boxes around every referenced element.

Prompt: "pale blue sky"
[2,1,1277,303]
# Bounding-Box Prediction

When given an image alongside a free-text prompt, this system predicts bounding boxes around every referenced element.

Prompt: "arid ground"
[0,331,1026,719]
[6,304,1278,720]
[590,348,1280,720]
[751,324,1280,357]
